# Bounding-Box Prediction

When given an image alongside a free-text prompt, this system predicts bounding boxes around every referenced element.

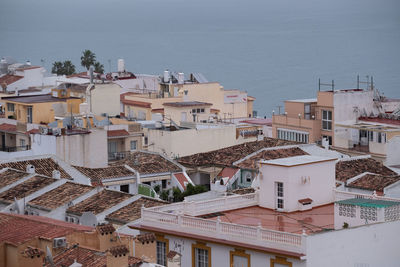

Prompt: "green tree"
[51,60,76,75]
[80,49,96,70]
[94,61,104,74]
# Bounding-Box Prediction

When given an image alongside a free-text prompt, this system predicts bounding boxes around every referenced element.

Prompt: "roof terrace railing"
[334,189,400,202]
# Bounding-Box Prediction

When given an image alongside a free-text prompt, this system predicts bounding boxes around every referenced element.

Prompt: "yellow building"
[2,89,82,124]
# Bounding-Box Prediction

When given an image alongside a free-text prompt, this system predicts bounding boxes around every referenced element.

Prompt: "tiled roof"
[178,138,298,167]
[0,169,30,188]
[0,176,56,204]
[240,118,273,126]
[0,74,23,85]
[0,213,92,246]
[66,190,132,216]
[107,129,130,137]
[28,182,93,210]
[174,173,189,190]
[46,245,106,267]
[167,250,180,259]
[74,165,135,181]
[0,158,72,179]
[106,197,166,224]
[46,244,142,267]
[347,174,400,191]
[358,116,400,126]
[217,167,239,179]
[26,128,40,134]
[336,158,397,182]
[298,198,313,204]
[236,147,308,170]
[110,151,182,175]
[0,123,17,132]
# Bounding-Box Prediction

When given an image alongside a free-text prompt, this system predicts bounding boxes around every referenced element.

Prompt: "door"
[275,182,284,210]
[27,106,33,123]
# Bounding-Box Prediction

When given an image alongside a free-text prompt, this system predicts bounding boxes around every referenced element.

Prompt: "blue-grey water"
[1,0,399,116]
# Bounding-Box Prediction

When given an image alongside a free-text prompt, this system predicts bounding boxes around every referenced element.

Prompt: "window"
[156,240,167,266]
[130,140,137,151]
[120,184,129,193]
[192,108,205,114]
[7,103,14,112]
[27,106,33,123]
[162,179,167,189]
[230,249,250,267]
[304,103,311,119]
[322,110,332,131]
[368,131,374,141]
[20,139,26,147]
[270,256,293,267]
[377,132,386,143]
[192,243,211,267]
[277,129,309,143]
[276,182,284,210]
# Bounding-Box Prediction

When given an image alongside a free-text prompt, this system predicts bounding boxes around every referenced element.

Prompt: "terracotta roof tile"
[178,138,299,167]
[174,173,189,190]
[167,250,180,259]
[0,176,56,204]
[336,158,397,182]
[121,99,151,108]
[96,224,115,235]
[106,197,166,224]
[107,245,129,257]
[163,101,212,107]
[359,116,400,126]
[136,233,156,243]
[2,94,76,103]
[298,198,313,204]
[0,123,17,132]
[66,190,132,216]
[347,174,400,191]
[46,245,106,267]
[0,158,72,179]
[110,151,181,174]
[217,167,239,179]
[74,165,135,181]
[0,74,23,85]
[107,129,130,137]
[236,147,308,170]
[0,169,30,188]
[28,182,93,210]
[0,213,93,246]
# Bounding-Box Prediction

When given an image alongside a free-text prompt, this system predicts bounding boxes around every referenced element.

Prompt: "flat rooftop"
[336,198,400,208]
[2,94,79,103]
[203,204,334,234]
[261,155,336,167]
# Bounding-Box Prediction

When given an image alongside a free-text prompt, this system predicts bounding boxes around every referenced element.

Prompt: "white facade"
[258,155,336,212]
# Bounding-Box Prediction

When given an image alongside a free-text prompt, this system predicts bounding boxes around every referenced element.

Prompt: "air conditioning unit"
[53,237,67,248]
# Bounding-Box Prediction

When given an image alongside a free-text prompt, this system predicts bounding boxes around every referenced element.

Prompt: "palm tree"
[93,61,104,74]
[51,61,63,75]
[80,49,96,70]
[63,60,76,75]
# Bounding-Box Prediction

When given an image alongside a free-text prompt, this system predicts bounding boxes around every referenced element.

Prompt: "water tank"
[177,72,184,84]
[26,60,31,66]
[163,70,170,83]
[118,59,125,72]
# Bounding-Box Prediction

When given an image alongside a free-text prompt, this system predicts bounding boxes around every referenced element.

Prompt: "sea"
[1,0,399,116]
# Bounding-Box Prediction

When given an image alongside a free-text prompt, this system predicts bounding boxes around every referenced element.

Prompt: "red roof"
[358,116,400,126]
[121,99,151,108]
[174,173,189,190]
[0,213,93,246]
[107,129,129,137]
[151,108,164,113]
[0,75,23,86]
[26,128,40,134]
[0,123,17,132]
[217,167,239,179]
[66,72,89,79]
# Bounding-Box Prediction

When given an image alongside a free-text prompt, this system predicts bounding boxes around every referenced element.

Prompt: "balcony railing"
[140,192,306,254]
[108,151,130,161]
[0,145,30,152]
[334,189,400,202]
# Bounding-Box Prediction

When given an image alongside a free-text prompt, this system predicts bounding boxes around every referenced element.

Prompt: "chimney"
[183,90,189,102]
[106,245,129,267]
[26,164,35,174]
[19,246,44,267]
[52,170,61,179]
[177,72,184,84]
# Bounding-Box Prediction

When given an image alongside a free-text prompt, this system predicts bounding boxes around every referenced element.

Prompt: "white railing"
[334,189,400,202]
[149,192,259,216]
[141,208,305,254]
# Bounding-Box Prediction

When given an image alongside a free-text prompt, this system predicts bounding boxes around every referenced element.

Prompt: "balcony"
[108,151,130,161]
[138,192,307,255]
[273,114,320,130]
